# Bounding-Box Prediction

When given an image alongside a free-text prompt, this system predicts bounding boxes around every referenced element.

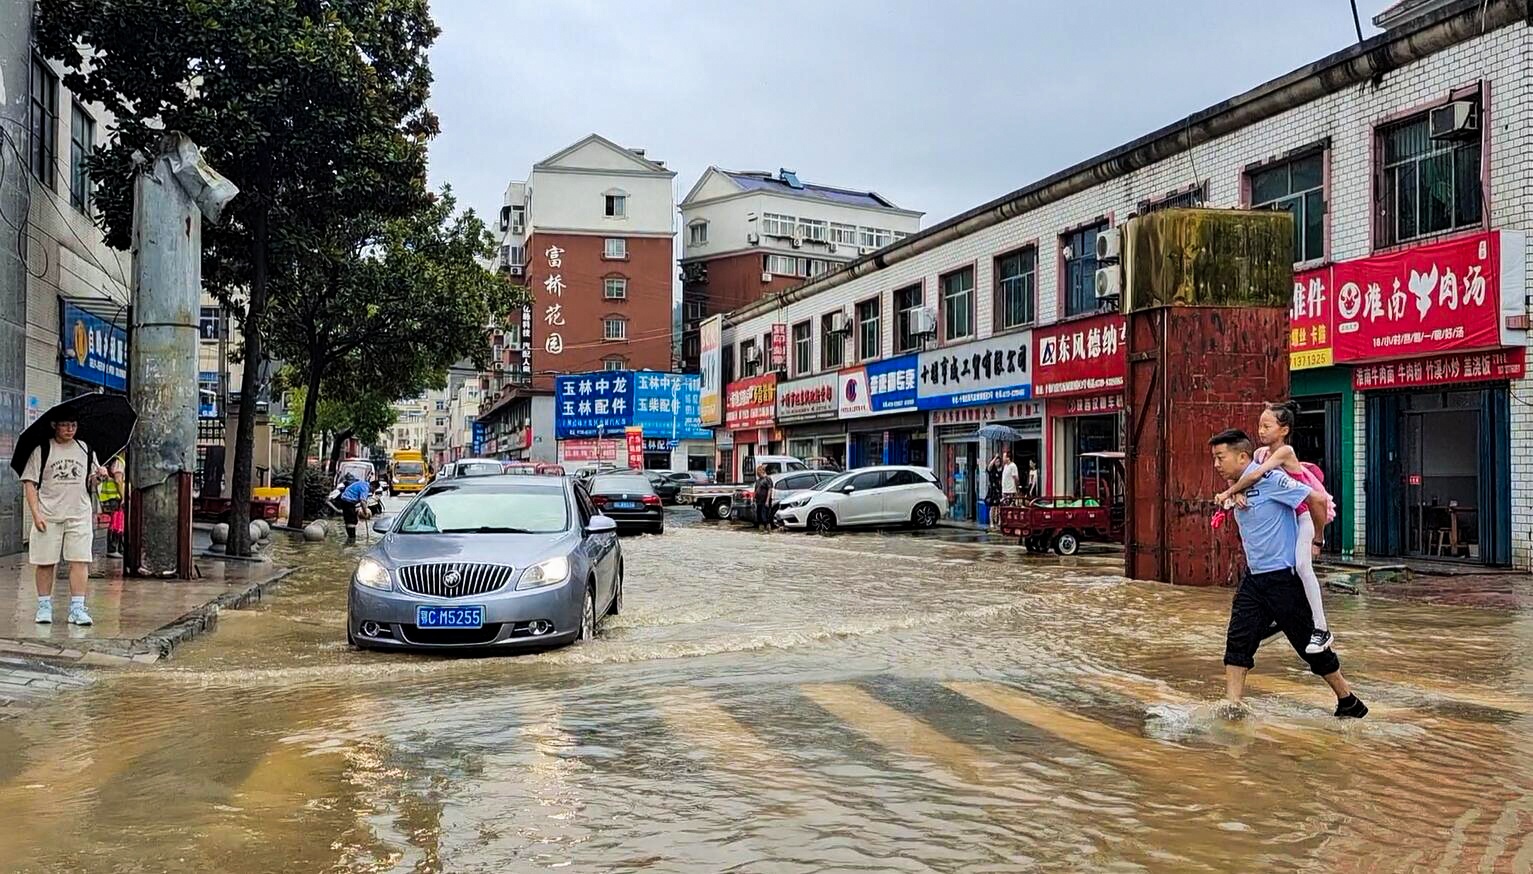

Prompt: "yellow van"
[389,451,430,495]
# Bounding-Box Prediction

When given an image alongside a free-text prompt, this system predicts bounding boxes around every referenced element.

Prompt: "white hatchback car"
[774,465,948,533]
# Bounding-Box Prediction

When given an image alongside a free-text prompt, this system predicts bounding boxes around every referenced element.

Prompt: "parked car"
[731,469,839,525]
[743,455,807,476]
[680,457,805,519]
[774,466,948,533]
[586,472,665,535]
[435,462,456,480]
[573,463,621,484]
[642,470,682,503]
[665,470,711,485]
[348,475,622,651]
[449,458,505,479]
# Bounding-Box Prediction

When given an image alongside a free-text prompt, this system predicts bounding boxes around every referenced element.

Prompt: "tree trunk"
[227,206,269,556]
[286,366,325,528]
[328,428,355,475]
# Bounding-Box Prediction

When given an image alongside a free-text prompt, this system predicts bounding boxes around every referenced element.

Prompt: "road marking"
[1359,669,1533,716]
[1085,672,1348,754]
[657,692,804,785]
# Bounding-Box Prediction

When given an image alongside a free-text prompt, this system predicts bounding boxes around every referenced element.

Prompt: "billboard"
[633,372,709,440]
[554,371,633,439]
[699,314,723,426]
[60,302,128,391]
[1032,313,1125,398]
[916,331,1032,410]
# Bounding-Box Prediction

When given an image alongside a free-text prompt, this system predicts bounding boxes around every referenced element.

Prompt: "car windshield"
[457,462,501,477]
[591,475,652,494]
[397,486,569,534]
[816,471,856,491]
[395,462,423,475]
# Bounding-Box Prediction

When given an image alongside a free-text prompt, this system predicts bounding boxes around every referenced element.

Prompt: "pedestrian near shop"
[984,455,1003,529]
[1209,428,1366,719]
[1000,451,1020,506]
[99,454,127,558]
[1026,459,1040,498]
[752,465,774,531]
[21,416,108,625]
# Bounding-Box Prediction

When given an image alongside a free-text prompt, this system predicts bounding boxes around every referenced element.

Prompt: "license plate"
[416,605,485,629]
[613,501,639,510]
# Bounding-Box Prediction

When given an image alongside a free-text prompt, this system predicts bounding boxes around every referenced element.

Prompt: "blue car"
[348,475,622,651]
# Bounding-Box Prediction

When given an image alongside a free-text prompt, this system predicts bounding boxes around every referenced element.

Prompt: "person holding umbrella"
[10,394,137,626]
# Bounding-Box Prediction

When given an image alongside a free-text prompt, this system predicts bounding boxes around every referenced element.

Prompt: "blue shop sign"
[555,371,635,439]
[866,354,918,413]
[471,421,489,455]
[916,331,1033,411]
[60,302,127,391]
[633,372,709,441]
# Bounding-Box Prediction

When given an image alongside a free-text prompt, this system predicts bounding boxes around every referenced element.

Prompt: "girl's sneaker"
[1306,629,1333,654]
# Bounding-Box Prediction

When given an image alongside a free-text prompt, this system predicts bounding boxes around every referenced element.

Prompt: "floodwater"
[2,512,1531,873]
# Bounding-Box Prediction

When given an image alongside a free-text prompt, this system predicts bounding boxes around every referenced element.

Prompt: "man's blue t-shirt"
[1231,461,1312,574]
[341,480,371,503]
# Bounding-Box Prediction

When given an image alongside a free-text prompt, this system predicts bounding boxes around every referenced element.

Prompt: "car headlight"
[354,557,392,591]
[517,556,570,590]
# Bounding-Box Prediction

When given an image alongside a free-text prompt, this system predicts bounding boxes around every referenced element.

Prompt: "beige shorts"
[28,515,94,565]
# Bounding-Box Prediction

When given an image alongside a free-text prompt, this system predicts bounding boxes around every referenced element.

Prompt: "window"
[940,267,974,342]
[602,357,627,372]
[807,259,832,277]
[198,306,224,341]
[604,277,627,299]
[603,317,627,341]
[721,343,735,386]
[688,220,708,246]
[68,101,93,213]
[886,469,924,487]
[792,320,813,376]
[435,417,447,427]
[762,213,796,237]
[761,331,774,371]
[435,400,446,411]
[1249,153,1324,263]
[1143,183,1206,214]
[29,58,58,189]
[858,227,894,249]
[797,218,828,242]
[821,313,844,370]
[511,205,525,230]
[1378,106,1482,247]
[894,284,924,353]
[1062,223,1106,318]
[509,245,524,267]
[740,338,760,377]
[855,298,880,361]
[765,254,802,276]
[604,193,627,217]
[830,223,858,246]
[849,470,888,491]
[604,238,627,259]
[995,247,1037,330]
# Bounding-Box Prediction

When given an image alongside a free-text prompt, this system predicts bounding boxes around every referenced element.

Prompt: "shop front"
[777,373,843,468]
[1034,313,1125,497]
[723,373,777,483]
[916,332,1034,523]
[1328,230,1525,566]
[839,355,926,470]
[1287,265,1353,554]
[59,301,128,400]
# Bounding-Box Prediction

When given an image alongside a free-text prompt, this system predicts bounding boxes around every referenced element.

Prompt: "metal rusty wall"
[1125,306,1290,586]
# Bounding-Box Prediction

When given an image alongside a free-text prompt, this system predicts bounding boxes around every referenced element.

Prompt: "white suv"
[774,465,948,533]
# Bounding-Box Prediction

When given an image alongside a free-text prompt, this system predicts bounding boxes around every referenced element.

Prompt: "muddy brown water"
[2,513,1530,873]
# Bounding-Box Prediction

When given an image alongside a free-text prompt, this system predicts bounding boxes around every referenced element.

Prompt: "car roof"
[428,474,566,491]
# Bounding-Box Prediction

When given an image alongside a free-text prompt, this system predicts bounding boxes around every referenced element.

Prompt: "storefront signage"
[562,438,621,462]
[770,323,788,371]
[625,426,644,468]
[1033,314,1125,397]
[776,373,838,422]
[555,372,633,439]
[724,373,777,431]
[1058,393,1125,416]
[917,331,1032,410]
[930,402,1042,427]
[59,302,127,391]
[1351,347,1525,390]
[838,367,873,419]
[699,315,723,426]
[1289,266,1333,370]
[642,437,677,453]
[865,354,919,413]
[1331,230,1525,363]
[633,372,709,440]
[471,421,488,455]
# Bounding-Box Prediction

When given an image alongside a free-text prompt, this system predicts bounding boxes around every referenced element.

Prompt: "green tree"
[268,188,523,524]
[39,0,440,556]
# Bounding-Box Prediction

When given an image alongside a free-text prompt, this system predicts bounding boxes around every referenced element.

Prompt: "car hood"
[373,531,577,568]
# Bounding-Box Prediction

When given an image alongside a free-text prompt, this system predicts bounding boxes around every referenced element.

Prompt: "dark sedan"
[643,470,682,504]
[587,473,665,535]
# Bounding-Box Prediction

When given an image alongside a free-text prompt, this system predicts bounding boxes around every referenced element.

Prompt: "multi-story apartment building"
[446,380,483,462]
[678,168,922,372]
[478,134,677,461]
[387,397,430,453]
[711,0,1533,570]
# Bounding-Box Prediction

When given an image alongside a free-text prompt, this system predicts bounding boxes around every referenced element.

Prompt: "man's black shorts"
[1224,568,1340,676]
[337,499,359,527]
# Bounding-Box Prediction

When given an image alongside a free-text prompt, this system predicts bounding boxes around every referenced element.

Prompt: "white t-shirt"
[21,439,94,522]
[1001,462,1020,494]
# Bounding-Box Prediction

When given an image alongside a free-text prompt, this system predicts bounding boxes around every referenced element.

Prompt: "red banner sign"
[770,323,788,370]
[625,426,644,468]
[1333,231,1521,362]
[1032,313,1126,397]
[724,373,778,431]
[1352,347,1525,390]
[1289,265,1333,370]
[562,438,621,462]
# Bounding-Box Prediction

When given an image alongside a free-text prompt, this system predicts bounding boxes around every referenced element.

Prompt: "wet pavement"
[2,506,1531,873]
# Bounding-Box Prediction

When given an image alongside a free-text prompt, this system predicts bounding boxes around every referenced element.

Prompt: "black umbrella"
[9,393,138,476]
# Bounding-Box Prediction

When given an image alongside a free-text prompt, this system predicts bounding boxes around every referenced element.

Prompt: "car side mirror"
[371,516,392,534]
[842,485,856,493]
[587,515,618,535]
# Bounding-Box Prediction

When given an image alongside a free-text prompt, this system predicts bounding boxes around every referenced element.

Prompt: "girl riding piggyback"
[1214,401,1335,655]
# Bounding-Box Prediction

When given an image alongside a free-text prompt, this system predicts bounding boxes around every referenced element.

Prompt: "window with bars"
[603,317,627,341]
[1141,183,1206,214]
[1249,152,1325,263]
[792,320,812,376]
[1062,223,1106,317]
[994,247,1036,331]
[856,298,880,361]
[894,284,924,353]
[69,101,93,213]
[940,267,974,342]
[30,58,58,189]
[602,357,627,372]
[1376,107,1482,247]
[604,238,627,259]
[821,313,844,370]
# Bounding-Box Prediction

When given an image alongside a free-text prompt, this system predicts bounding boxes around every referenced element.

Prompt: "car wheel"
[808,509,836,533]
[577,583,598,642]
[649,522,664,535]
[715,501,733,521]
[347,622,357,648]
[1054,532,1080,556]
[912,502,940,529]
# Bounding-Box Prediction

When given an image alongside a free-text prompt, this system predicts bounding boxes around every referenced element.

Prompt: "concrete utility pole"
[128,134,237,575]
[0,0,33,557]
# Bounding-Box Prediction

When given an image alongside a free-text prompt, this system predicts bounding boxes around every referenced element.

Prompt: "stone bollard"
[248,521,264,545]
[211,522,230,545]
[303,521,327,542]
[254,519,271,539]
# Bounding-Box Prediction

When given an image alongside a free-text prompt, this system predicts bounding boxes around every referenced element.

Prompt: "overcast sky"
[427,1,1388,231]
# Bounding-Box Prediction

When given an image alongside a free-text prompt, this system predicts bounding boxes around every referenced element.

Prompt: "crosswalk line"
[656,692,807,788]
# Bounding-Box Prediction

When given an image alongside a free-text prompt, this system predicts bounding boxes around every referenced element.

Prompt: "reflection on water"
[2,520,1532,873]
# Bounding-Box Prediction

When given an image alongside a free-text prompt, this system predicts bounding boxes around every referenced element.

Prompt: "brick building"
[710,0,1533,569]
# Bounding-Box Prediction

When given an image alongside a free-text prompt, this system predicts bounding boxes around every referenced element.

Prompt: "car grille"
[399,624,504,646]
[397,562,515,598]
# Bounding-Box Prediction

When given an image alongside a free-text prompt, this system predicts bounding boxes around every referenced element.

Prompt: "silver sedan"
[347,476,622,651]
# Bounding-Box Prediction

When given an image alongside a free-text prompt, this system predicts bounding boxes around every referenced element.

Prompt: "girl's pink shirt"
[1254,446,1336,523]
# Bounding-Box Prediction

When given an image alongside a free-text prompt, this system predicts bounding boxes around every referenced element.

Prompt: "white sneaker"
[34,602,53,624]
[1305,629,1333,654]
[68,604,93,626]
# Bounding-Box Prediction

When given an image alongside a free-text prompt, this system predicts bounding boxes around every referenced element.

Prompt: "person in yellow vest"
[97,454,126,558]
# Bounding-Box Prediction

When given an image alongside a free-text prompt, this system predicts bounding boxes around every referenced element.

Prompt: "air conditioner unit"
[743,345,761,364]
[1095,266,1121,300]
[826,242,838,254]
[509,265,524,277]
[914,307,938,336]
[828,311,852,335]
[1429,100,1478,140]
[747,232,761,245]
[761,271,773,283]
[858,246,875,255]
[1094,227,1121,261]
[790,237,803,249]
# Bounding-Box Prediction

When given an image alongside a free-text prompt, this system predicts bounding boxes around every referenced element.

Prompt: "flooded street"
[3,510,1532,873]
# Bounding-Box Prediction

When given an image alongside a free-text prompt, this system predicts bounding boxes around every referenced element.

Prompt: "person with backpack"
[98,454,127,558]
[20,415,109,625]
